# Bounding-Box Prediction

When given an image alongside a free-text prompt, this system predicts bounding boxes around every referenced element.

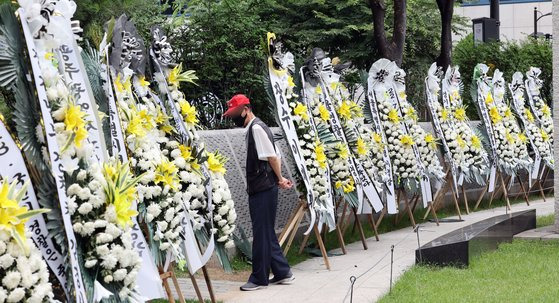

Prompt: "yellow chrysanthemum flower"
[456,136,466,149]
[450,90,460,102]
[63,104,88,148]
[518,133,528,144]
[541,129,550,142]
[287,76,295,88]
[505,130,515,144]
[373,132,383,144]
[356,138,369,156]
[504,107,513,118]
[102,161,139,228]
[314,142,327,169]
[542,104,551,118]
[336,143,349,159]
[388,109,400,124]
[337,101,352,120]
[399,91,407,100]
[127,112,147,138]
[454,107,467,121]
[318,104,330,121]
[315,86,322,95]
[424,133,437,149]
[293,102,309,121]
[0,180,48,254]
[155,159,180,191]
[206,151,227,175]
[115,74,132,93]
[471,135,482,149]
[179,100,199,126]
[524,108,534,122]
[138,76,150,89]
[440,108,450,121]
[489,106,502,124]
[405,106,417,122]
[179,145,193,161]
[485,93,494,104]
[401,135,414,146]
[44,52,55,61]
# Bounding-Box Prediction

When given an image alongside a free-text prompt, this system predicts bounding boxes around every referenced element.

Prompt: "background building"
[455,0,552,40]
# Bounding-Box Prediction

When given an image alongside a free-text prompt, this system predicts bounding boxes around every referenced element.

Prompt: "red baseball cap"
[223,94,250,117]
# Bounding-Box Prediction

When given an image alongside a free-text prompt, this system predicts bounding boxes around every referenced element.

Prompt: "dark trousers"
[248,186,291,285]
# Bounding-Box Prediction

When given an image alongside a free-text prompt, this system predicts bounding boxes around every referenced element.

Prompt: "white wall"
[455,1,552,41]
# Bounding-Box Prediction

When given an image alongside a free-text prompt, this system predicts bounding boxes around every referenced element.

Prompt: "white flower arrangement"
[0,179,53,303]
[35,34,142,298]
[288,99,335,220]
[395,85,445,180]
[374,89,418,182]
[205,152,237,248]
[478,69,532,173]
[525,67,553,146]
[68,162,142,299]
[427,65,489,184]
[307,86,356,195]
[325,80,384,189]
[509,72,553,168]
[113,73,189,262]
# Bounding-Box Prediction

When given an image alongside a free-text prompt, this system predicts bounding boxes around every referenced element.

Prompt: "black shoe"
[269,272,295,285]
[240,282,267,291]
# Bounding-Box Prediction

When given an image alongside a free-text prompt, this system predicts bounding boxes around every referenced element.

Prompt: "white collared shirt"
[245,117,281,161]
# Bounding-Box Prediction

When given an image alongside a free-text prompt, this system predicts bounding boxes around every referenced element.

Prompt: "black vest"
[246,118,278,195]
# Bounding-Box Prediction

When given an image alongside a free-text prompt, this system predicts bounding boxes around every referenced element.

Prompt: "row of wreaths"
[266,32,553,234]
[0,1,237,302]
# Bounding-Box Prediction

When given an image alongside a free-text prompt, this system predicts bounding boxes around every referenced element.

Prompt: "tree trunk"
[435,0,454,71]
[369,0,407,66]
[553,0,559,233]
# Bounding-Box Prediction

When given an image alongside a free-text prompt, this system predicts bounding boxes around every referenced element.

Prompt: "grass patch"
[379,240,559,302]
[536,213,555,228]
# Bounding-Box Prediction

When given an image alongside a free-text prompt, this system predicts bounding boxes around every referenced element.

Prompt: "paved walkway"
[176,199,553,303]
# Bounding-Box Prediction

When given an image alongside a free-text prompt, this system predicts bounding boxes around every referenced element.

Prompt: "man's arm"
[268,156,292,189]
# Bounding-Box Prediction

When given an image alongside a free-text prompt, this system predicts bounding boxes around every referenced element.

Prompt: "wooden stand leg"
[160,267,187,303]
[450,185,462,220]
[188,272,203,303]
[500,173,512,211]
[161,272,175,303]
[427,201,439,226]
[283,206,305,255]
[171,271,187,303]
[516,173,530,206]
[279,202,305,246]
[313,225,331,270]
[397,192,416,228]
[488,171,502,207]
[374,207,387,230]
[201,266,216,303]
[352,208,368,250]
[424,170,451,220]
[335,227,347,254]
[298,231,311,255]
[474,184,489,210]
[461,185,470,214]
[367,214,380,241]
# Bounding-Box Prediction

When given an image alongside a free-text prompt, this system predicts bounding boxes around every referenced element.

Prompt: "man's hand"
[278,177,293,189]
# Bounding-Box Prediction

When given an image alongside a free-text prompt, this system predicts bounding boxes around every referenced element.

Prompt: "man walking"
[224,94,295,291]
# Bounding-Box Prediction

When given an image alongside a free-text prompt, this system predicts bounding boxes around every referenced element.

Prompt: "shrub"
[452,34,552,118]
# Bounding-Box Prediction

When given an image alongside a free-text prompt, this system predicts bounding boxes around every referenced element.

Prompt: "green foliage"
[74,0,167,46]
[379,240,559,302]
[169,0,273,126]
[453,34,552,118]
